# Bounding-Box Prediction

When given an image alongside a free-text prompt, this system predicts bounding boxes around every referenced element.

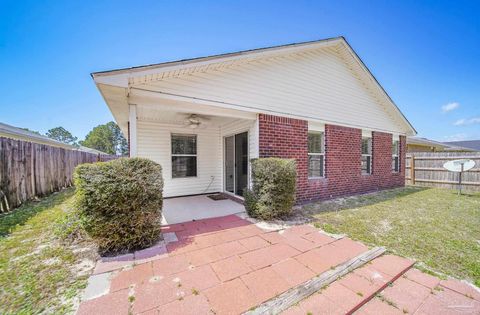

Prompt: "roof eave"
[91,36,345,79]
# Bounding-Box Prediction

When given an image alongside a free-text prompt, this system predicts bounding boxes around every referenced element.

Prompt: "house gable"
[93,37,415,136]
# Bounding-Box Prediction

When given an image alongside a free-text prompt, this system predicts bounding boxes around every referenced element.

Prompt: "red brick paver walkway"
[78,214,480,315]
[356,268,480,315]
[78,214,362,314]
[282,255,480,315]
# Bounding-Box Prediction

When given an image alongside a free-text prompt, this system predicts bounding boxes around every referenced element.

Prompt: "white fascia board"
[95,83,130,136]
[93,74,129,88]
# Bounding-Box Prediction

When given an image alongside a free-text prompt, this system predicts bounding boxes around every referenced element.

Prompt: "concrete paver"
[210,255,252,281]
[77,288,130,315]
[404,267,440,289]
[241,266,291,304]
[110,262,153,292]
[440,279,480,301]
[78,214,479,315]
[271,258,316,287]
[203,278,256,314]
[82,272,112,301]
[381,276,432,313]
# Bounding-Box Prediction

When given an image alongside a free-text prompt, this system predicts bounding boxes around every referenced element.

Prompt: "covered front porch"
[127,88,259,206]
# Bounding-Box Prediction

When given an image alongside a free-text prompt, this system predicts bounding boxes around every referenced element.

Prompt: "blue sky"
[1,0,479,141]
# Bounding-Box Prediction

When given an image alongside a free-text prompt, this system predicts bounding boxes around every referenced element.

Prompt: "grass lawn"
[303,186,480,287]
[0,188,96,314]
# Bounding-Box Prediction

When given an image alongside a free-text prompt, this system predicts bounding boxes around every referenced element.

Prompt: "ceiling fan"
[182,114,211,129]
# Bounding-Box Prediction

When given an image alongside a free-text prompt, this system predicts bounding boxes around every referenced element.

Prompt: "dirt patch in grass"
[0,188,97,314]
[301,187,480,287]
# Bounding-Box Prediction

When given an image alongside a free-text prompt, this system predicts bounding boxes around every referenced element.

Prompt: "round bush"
[74,157,163,254]
[244,158,296,220]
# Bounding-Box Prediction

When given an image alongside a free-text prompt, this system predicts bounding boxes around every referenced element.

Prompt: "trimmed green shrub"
[244,158,297,220]
[74,157,163,254]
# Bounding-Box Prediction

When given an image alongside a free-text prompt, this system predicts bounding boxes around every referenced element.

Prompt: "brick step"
[281,254,415,315]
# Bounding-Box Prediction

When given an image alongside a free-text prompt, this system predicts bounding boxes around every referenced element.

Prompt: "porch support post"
[129,104,138,157]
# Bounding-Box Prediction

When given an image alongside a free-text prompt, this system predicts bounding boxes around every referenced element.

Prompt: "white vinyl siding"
[137,120,222,197]
[137,47,405,134]
[136,118,257,198]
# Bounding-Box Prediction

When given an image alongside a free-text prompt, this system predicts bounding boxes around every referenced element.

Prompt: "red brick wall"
[258,114,406,203]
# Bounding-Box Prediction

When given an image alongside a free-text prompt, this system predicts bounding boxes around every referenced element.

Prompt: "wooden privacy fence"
[406,152,480,191]
[0,137,117,212]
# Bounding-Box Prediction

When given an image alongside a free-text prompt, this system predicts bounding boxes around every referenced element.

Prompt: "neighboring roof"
[444,140,480,151]
[0,122,110,155]
[92,37,416,136]
[407,137,449,149]
[77,146,111,155]
[407,136,477,152]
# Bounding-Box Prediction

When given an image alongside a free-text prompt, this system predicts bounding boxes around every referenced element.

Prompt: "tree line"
[34,121,128,156]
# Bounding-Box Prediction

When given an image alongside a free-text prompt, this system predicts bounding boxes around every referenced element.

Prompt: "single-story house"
[407,137,449,152]
[92,37,416,203]
[0,121,108,155]
[443,140,480,152]
[407,137,478,152]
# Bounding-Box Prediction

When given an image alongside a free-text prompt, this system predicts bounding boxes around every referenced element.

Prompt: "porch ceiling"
[136,104,244,128]
[131,86,257,129]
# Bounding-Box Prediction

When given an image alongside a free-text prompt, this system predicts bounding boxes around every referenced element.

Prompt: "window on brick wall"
[308,132,325,178]
[392,139,400,172]
[361,135,372,175]
[171,134,197,178]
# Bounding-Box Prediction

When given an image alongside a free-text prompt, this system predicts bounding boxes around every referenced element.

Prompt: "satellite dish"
[443,159,475,172]
[443,159,476,195]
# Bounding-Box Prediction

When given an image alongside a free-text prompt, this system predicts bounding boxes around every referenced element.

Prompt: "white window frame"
[308,131,325,178]
[392,136,400,173]
[361,131,372,175]
[171,133,197,178]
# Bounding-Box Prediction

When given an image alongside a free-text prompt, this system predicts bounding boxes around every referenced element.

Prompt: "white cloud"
[441,102,460,113]
[443,133,468,141]
[453,117,480,126]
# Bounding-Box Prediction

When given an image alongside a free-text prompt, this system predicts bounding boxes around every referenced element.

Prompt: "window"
[361,136,372,175]
[308,132,325,178]
[171,134,197,178]
[392,140,400,172]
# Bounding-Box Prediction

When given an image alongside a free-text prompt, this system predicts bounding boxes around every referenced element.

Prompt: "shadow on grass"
[298,186,431,218]
[0,188,74,238]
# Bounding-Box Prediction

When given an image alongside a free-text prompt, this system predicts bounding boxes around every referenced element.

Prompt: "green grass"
[0,188,94,314]
[304,186,480,287]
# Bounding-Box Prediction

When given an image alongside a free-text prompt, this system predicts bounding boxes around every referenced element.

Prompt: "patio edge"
[244,246,387,315]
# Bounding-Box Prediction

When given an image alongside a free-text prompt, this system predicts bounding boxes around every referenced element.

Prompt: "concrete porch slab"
[161,194,245,225]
